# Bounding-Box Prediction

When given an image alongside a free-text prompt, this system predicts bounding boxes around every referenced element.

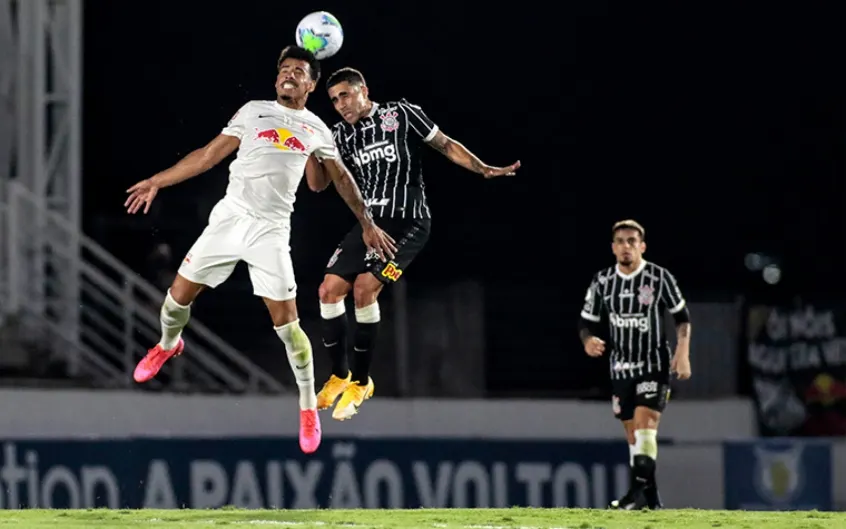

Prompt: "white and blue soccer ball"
[295,11,344,60]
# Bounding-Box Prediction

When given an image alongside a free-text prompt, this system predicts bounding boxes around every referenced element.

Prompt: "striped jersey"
[580,260,687,380]
[332,99,438,219]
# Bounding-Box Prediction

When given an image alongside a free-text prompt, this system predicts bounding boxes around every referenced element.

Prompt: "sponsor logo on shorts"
[636,381,659,395]
[327,248,342,268]
[381,262,403,282]
[612,395,621,415]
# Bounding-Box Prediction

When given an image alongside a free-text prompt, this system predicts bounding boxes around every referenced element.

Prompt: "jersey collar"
[366,101,380,118]
[274,100,306,114]
[616,259,646,279]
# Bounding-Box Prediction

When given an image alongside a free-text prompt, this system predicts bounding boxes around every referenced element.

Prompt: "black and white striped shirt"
[580,260,687,380]
[332,99,437,219]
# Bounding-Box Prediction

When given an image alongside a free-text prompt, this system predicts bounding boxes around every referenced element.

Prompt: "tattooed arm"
[321,158,372,224]
[671,316,692,380]
[427,131,521,179]
[676,322,691,353]
[321,158,397,260]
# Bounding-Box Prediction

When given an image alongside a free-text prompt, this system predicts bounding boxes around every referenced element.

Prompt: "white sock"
[159,290,191,350]
[629,443,636,467]
[320,300,346,320]
[275,319,317,410]
[634,429,659,460]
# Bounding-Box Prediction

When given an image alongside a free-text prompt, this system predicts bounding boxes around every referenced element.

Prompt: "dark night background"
[80,2,844,396]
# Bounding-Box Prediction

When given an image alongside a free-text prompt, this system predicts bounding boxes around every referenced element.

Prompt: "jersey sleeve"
[398,98,439,142]
[221,102,252,139]
[311,121,339,161]
[661,269,687,314]
[580,275,603,322]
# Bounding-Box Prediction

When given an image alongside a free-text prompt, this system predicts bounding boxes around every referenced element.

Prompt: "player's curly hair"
[326,67,367,90]
[277,45,321,81]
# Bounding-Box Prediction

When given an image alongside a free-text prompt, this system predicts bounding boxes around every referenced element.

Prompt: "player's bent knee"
[263,298,299,327]
[319,274,351,304]
[633,407,661,430]
[353,274,383,308]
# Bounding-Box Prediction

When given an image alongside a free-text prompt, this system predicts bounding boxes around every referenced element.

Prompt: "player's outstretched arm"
[427,131,521,179]
[304,155,331,192]
[125,134,240,214]
[321,158,398,260]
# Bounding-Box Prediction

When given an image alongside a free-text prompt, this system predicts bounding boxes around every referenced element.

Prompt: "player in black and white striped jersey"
[578,220,692,510]
[307,67,520,421]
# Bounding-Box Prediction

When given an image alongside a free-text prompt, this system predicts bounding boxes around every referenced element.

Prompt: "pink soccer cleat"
[299,409,322,454]
[133,339,185,383]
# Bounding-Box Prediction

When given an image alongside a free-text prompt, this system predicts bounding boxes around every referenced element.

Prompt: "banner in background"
[723,439,832,510]
[744,302,846,436]
[0,438,629,509]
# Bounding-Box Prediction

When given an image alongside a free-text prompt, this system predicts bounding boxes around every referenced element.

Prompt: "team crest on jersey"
[301,123,315,136]
[379,110,399,132]
[638,284,655,305]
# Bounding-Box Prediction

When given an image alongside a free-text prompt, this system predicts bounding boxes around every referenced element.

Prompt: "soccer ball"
[295,11,343,60]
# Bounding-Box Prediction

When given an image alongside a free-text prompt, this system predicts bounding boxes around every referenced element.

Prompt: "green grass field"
[0,508,844,529]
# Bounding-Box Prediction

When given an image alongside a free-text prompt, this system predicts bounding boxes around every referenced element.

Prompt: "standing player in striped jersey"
[306,67,520,420]
[578,220,692,510]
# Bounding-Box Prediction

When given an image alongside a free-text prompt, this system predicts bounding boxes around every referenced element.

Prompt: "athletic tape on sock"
[355,302,380,324]
[634,429,658,460]
[320,300,345,319]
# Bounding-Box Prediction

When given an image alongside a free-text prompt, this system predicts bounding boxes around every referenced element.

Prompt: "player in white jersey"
[123,46,396,454]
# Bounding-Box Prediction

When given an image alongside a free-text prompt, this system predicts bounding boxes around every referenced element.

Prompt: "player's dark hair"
[277,45,321,82]
[612,219,645,241]
[326,67,367,91]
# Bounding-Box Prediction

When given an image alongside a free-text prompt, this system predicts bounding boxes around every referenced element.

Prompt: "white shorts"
[177,201,297,301]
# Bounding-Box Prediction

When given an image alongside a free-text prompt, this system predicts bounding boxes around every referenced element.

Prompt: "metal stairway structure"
[0,0,286,393]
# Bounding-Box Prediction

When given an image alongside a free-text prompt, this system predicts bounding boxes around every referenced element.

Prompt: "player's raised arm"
[397,99,521,179]
[321,157,397,260]
[428,130,521,179]
[124,134,240,214]
[125,103,250,214]
[661,269,692,380]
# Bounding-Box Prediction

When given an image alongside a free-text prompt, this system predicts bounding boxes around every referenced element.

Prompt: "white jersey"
[219,100,337,224]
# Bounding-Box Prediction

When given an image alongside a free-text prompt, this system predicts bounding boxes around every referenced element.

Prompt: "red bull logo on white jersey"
[254,128,308,152]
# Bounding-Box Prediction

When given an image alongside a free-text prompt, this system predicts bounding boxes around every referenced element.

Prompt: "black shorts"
[325,218,431,285]
[611,377,671,421]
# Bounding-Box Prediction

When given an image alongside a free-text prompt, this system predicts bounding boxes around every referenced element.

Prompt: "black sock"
[321,314,349,378]
[645,470,662,507]
[632,455,655,490]
[351,321,379,384]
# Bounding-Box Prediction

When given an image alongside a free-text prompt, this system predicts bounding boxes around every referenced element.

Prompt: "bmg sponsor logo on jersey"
[609,313,650,332]
[353,141,397,166]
